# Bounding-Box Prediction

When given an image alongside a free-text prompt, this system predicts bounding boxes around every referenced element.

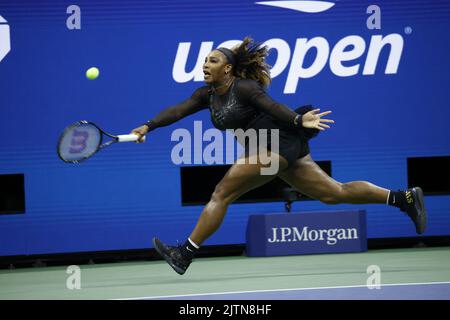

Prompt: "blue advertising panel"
[0,0,449,255]
[246,210,367,256]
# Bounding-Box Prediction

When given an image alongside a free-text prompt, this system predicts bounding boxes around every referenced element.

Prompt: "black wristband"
[143,120,156,131]
[293,114,302,128]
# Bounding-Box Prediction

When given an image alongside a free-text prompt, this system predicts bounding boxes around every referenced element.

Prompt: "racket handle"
[117,134,146,142]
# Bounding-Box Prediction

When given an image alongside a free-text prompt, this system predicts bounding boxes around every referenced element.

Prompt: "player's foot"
[152,237,192,275]
[401,187,427,235]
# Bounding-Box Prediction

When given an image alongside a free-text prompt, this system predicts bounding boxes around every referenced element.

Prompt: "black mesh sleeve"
[144,87,210,131]
[235,79,301,128]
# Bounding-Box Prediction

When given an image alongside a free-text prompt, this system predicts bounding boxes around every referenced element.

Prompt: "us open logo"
[255,1,335,13]
[173,1,403,94]
[0,15,11,62]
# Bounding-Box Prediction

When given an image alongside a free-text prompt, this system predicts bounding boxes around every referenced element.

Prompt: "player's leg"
[277,154,426,233]
[278,154,388,204]
[154,152,289,274]
[189,154,287,245]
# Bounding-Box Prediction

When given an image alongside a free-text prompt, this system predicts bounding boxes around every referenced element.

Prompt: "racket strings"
[58,122,102,162]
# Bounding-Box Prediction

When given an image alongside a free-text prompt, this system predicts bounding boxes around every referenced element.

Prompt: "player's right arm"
[131,87,209,142]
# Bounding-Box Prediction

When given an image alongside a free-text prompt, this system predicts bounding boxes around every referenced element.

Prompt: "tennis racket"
[57,120,145,163]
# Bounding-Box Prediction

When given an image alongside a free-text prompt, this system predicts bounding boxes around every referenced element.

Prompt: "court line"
[116,281,450,300]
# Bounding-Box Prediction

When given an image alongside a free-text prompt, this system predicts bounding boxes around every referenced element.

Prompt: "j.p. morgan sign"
[246,210,367,256]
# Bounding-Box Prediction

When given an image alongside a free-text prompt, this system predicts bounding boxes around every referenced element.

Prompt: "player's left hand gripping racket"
[57,120,145,163]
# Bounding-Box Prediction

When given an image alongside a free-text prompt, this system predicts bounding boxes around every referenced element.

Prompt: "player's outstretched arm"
[130,87,209,143]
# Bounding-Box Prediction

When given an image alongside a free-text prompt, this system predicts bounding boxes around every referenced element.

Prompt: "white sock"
[188,238,200,249]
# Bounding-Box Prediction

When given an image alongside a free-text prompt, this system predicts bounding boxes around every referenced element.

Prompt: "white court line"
[117,281,450,300]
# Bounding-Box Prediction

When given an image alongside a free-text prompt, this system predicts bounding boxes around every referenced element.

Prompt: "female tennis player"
[131,37,427,275]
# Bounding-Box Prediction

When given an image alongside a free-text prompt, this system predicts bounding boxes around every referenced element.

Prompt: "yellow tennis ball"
[86,67,100,80]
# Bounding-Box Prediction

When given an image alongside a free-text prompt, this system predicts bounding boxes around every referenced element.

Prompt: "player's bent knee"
[320,196,341,205]
[319,186,345,204]
[211,185,234,206]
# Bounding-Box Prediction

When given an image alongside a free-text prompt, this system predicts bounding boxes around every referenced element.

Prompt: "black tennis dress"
[145,78,319,167]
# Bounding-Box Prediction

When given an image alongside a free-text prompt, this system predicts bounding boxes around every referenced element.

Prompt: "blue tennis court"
[3,246,449,300]
[142,282,450,300]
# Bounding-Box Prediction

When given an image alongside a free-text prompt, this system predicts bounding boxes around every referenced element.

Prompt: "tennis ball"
[86,67,100,80]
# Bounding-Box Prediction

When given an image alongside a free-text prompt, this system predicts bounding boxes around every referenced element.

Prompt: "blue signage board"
[246,210,367,256]
[0,0,449,256]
